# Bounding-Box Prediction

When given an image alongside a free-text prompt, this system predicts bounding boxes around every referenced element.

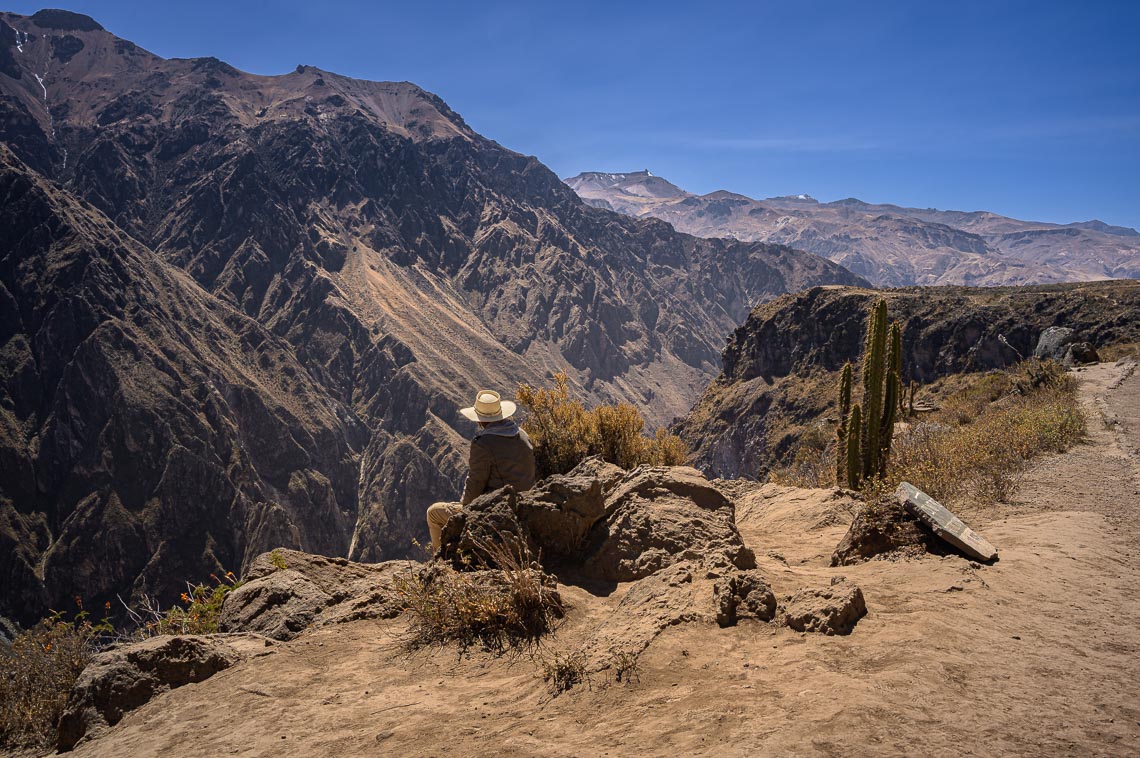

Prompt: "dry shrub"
[887,362,1085,505]
[0,609,111,752]
[395,535,564,653]
[517,373,687,477]
[539,648,588,695]
[1099,342,1140,361]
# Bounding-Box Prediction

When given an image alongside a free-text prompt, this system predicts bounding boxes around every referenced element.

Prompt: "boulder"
[581,466,757,582]
[566,456,626,494]
[438,486,531,568]
[516,476,606,558]
[218,550,412,640]
[714,570,777,627]
[1034,326,1077,361]
[831,496,933,566]
[1065,342,1100,366]
[782,581,867,635]
[57,635,242,751]
[437,472,609,567]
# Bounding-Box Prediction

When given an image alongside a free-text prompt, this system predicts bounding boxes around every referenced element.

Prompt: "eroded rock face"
[831,498,933,566]
[57,635,243,751]
[714,570,777,627]
[679,283,1140,479]
[581,466,757,582]
[438,466,755,583]
[781,581,867,635]
[218,550,413,640]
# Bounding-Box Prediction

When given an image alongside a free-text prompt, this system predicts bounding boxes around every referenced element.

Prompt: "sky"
[9,1,1140,228]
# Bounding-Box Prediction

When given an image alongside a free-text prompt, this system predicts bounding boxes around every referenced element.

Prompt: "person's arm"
[461,439,492,505]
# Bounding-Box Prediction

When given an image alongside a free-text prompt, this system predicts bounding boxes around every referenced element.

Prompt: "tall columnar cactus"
[835,362,853,485]
[845,403,862,490]
[836,299,903,488]
[879,321,902,467]
[889,321,904,412]
[860,299,889,480]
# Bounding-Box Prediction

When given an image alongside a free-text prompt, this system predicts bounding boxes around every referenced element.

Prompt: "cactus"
[845,403,862,489]
[860,299,888,480]
[835,362,853,485]
[907,380,917,417]
[889,321,904,412]
[835,299,904,487]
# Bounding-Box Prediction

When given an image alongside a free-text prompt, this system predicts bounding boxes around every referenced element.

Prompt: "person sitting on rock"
[426,389,536,551]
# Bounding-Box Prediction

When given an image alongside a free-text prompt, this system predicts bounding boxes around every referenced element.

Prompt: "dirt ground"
[70,361,1140,757]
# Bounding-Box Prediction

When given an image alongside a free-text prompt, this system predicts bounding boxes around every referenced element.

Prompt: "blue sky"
[10,1,1140,228]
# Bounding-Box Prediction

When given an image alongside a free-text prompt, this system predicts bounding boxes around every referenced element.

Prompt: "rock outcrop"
[0,10,863,621]
[1034,326,1101,366]
[218,550,413,640]
[57,634,262,751]
[678,282,1140,479]
[438,465,756,581]
[581,466,756,581]
[781,581,867,635]
[714,570,777,627]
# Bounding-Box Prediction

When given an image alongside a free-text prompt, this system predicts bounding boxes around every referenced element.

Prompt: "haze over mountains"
[566,170,1140,287]
[0,9,863,622]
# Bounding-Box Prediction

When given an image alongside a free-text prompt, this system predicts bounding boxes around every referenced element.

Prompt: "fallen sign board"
[895,482,999,562]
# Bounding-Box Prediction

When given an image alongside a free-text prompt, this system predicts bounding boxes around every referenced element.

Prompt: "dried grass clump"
[887,360,1085,505]
[0,608,110,752]
[395,536,565,653]
[539,648,588,695]
[517,373,687,477]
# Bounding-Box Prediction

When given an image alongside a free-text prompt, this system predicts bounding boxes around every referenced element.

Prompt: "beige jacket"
[460,427,536,505]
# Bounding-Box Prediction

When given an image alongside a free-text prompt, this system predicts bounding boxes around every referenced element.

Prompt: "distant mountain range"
[0,9,862,622]
[565,171,1140,287]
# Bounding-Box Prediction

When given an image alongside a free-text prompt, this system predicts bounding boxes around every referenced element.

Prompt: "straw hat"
[460,389,517,422]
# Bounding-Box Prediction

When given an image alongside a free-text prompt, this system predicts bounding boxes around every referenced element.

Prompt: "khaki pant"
[426,501,464,551]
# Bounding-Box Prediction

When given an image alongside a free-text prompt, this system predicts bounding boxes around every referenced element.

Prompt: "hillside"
[56,360,1140,756]
[675,280,1140,479]
[0,9,862,623]
[566,170,1140,287]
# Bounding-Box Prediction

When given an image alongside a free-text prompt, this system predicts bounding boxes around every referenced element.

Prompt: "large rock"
[714,569,777,627]
[1034,326,1077,361]
[831,496,933,566]
[439,472,608,567]
[517,476,606,558]
[218,550,412,640]
[57,635,245,751]
[581,466,757,582]
[781,581,867,635]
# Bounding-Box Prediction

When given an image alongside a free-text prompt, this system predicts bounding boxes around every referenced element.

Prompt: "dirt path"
[71,362,1140,757]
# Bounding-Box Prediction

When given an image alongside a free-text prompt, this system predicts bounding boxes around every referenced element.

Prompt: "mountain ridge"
[565,170,1140,287]
[0,9,863,621]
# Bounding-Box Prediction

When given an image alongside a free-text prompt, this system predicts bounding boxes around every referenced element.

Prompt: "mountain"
[0,9,863,623]
[565,171,1140,287]
[675,280,1140,480]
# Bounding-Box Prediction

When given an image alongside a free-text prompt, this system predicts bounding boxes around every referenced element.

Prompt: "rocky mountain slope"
[675,280,1140,479]
[0,10,862,623]
[566,171,1140,287]
[50,359,1140,754]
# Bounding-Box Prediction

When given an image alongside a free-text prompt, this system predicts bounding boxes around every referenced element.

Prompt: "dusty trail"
[72,362,1140,757]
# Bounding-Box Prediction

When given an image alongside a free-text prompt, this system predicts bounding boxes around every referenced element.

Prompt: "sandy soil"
[70,362,1140,757]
